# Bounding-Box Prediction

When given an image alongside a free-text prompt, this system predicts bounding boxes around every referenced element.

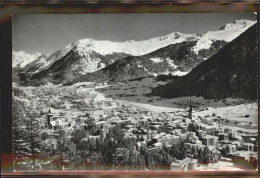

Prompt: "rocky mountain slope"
[12,51,42,68]
[29,49,129,84]
[68,19,256,84]
[151,23,258,100]
[13,19,256,85]
[70,39,227,83]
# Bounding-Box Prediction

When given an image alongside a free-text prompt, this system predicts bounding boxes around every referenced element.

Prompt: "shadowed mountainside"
[151,24,258,100]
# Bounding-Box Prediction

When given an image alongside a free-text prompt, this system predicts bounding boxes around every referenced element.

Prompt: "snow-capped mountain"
[151,23,258,100]
[70,40,227,84]
[60,19,256,56]
[17,19,256,85]
[193,19,256,54]
[12,51,42,68]
[73,32,198,56]
[26,33,198,75]
[71,19,256,57]
[29,47,130,84]
[22,54,49,73]
[219,19,256,31]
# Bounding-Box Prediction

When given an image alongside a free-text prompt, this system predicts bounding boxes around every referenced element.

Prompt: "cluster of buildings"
[25,85,258,171]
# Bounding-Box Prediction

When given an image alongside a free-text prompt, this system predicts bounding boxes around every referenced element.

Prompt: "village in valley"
[11,14,258,172]
[12,81,258,171]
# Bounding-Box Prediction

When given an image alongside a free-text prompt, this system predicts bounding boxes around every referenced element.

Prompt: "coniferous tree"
[197,147,204,164]
[65,141,78,169]
[202,146,211,164]
[22,110,43,170]
[71,126,86,152]
[191,146,198,159]
[12,99,29,170]
[54,129,68,170]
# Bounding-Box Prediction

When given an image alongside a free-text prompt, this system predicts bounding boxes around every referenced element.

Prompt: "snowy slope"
[74,32,198,56]
[58,19,256,58]
[152,23,258,100]
[193,103,258,123]
[24,19,256,73]
[38,42,77,71]
[31,33,197,74]
[193,19,256,54]
[12,51,42,68]
[17,19,256,84]
[26,33,198,73]
[22,54,49,73]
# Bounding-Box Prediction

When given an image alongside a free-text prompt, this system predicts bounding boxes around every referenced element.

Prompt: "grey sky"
[13,13,256,55]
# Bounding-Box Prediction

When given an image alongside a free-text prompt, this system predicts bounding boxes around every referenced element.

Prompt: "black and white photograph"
[12,13,258,172]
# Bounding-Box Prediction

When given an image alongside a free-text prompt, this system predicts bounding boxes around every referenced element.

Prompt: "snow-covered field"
[195,160,249,171]
[14,78,258,123]
[95,78,257,117]
[118,99,182,113]
[194,103,258,124]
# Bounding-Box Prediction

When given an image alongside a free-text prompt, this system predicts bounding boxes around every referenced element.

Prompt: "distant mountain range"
[70,40,227,83]
[151,23,258,100]
[12,51,42,68]
[12,19,256,85]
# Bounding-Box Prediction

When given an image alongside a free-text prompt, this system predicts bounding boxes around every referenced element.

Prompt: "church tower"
[47,108,53,127]
[189,98,192,120]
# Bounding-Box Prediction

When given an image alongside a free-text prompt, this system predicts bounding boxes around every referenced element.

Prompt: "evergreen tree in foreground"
[12,99,43,171]
[12,99,29,170]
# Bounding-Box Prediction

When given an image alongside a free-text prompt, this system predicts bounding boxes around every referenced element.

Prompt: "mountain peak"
[12,51,41,68]
[16,19,257,85]
[152,23,258,100]
[219,19,256,31]
[77,38,95,44]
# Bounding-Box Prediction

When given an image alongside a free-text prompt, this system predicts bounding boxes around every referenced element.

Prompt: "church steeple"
[189,98,192,120]
[47,107,53,128]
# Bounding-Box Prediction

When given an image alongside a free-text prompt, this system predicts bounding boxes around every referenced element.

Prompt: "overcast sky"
[13,13,256,55]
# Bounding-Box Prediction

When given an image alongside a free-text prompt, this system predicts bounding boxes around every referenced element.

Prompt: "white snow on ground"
[70,82,95,88]
[195,160,246,171]
[149,58,163,63]
[193,37,213,55]
[118,99,182,113]
[70,57,105,75]
[137,64,143,68]
[70,82,107,102]
[146,57,188,77]
[166,58,178,68]
[172,70,188,76]
[193,103,258,123]
[95,78,255,114]
[152,70,188,77]
[193,20,256,54]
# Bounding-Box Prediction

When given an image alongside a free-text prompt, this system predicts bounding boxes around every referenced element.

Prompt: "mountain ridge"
[69,39,227,84]
[151,23,258,100]
[13,19,256,85]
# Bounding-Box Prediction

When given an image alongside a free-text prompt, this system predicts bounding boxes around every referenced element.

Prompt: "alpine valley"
[12,17,259,172]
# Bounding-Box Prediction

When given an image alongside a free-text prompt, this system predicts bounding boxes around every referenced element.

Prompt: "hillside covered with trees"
[151,24,258,100]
